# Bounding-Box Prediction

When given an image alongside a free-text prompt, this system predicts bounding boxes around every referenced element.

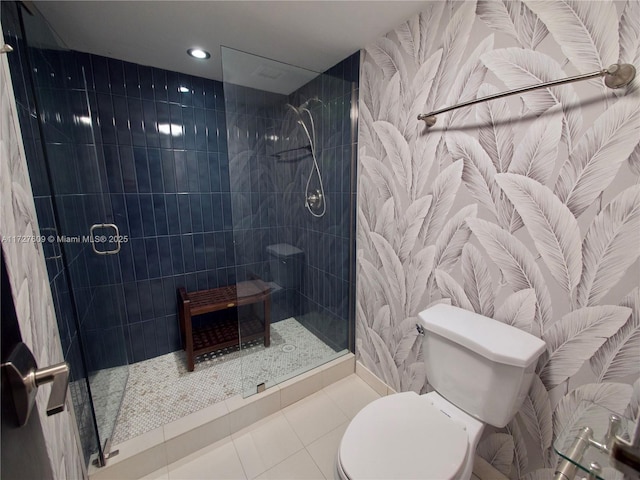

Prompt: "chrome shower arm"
[418,63,636,127]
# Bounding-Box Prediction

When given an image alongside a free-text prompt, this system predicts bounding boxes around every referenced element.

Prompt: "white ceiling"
[33,1,427,84]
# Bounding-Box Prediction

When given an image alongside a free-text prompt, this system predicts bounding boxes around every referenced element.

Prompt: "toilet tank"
[418,304,546,428]
[266,243,304,289]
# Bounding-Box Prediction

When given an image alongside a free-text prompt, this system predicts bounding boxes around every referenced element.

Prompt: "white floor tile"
[255,449,324,480]
[322,375,381,419]
[306,422,349,479]
[282,390,348,446]
[167,437,245,480]
[232,412,304,479]
[139,467,169,480]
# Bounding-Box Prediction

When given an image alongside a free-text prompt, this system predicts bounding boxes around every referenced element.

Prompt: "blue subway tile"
[133,147,151,193]
[169,235,184,274]
[182,235,195,273]
[96,93,116,144]
[155,102,172,149]
[108,58,126,96]
[186,151,199,192]
[142,100,159,148]
[139,195,156,237]
[125,195,144,238]
[152,194,168,236]
[112,95,131,145]
[178,74,192,106]
[190,195,203,233]
[152,68,168,102]
[177,194,192,233]
[167,71,180,104]
[205,110,218,151]
[200,194,214,232]
[139,66,154,101]
[123,62,140,98]
[174,150,188,192]
[131,238,149,280]
[191,76,205,108]
[147,148,164,193]
[92,56,110,93]
[138,281,154,320]
[128,323,146,362]
[158,237,173,277]
[169,104,184,149]
[161,149,176,192]
[183,106,195,150]
[145,238,161,279]
[119,146,137,193]
[123,283,141,323]
[165,194,180,235]
[128,98,145,147]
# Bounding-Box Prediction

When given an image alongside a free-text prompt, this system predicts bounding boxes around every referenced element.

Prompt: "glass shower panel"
[19,6,129,464]
[222,47,353,398]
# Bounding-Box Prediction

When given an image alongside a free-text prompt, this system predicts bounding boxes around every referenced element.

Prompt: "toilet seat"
[338,392,469,480]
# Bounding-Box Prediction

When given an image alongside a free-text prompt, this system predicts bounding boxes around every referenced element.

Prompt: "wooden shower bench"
[178,280,271,371]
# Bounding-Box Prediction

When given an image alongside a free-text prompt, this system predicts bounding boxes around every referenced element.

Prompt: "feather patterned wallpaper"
[356,0,640,477]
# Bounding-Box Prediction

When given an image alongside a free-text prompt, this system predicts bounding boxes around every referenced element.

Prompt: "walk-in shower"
[3,1,359,466]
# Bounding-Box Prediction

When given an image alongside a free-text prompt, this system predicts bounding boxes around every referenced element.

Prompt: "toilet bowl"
[337,391,484,480]
[337,304,546,480]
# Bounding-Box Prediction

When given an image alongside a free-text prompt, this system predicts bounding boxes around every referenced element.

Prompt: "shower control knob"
[306,189,323,209]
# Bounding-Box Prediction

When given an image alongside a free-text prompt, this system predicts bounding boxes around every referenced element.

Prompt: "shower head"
[298,97,321,109]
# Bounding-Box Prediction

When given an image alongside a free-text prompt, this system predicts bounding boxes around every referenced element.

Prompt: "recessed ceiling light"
[187,48,210,60]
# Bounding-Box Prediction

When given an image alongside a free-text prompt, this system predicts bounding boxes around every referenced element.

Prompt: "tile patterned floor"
[134,374,488,480]
[108,318,338,445]
[137,374,382,480]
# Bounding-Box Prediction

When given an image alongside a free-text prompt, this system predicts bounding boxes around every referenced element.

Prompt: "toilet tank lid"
[418,304,546,367]
[266,243,303,258]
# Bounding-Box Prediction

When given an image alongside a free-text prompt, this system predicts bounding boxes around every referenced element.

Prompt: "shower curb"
[88,353,355,479]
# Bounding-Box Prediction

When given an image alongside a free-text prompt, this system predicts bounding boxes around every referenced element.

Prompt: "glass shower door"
[18,5,129,465]
[222,47,353,398]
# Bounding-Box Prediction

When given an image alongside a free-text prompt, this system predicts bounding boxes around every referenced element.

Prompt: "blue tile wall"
[225,52,359,351]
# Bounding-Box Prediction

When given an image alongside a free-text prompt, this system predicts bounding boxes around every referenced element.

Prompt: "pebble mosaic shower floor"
[94,318,338,445]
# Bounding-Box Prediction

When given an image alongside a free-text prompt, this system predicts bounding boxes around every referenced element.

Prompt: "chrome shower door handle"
[90,223,121,255]
[1,342,70,426]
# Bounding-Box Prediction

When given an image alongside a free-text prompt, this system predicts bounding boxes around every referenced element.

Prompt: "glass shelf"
[554,402,636,480]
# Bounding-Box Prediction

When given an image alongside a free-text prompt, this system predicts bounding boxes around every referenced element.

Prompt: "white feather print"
[379,72,402,128]
[554,99,640,218]
[619,0,640,65]
[401,361,427,394]
[421,160,464,245]
[629,141,640,177]
[427,0,477,112]
[370,232,406,310]
[476,83,514,173]
[477,433,514,476]
[359,257,391,310]
[393,328,421,369]
[481,48,583,151]
[412,131,440,200]
[509,106,562,187]
[538,306,632,388]
[359,103,384,160]
[405,49,442,143]
[577,186,640,307]
[432,204,478,274]
[435,269,475,311]
[476,0,519,41]
[375,197,396,245]
[418,3,446,65]
[466,218,553,330]
[505,420,528,478]
[625,378,640,420]
[496,173,582,296]
[366,37,409,84]
[372,305,392,347]
[446,133,501,221]
[361,154,401,204]
[374,121,413,194]
[396,195,433,263]
[590,288,639,382]
[495,288,538,335]
[553,383,633,447]
[461,243,495,317]
[395,15,420,65]
[361,63,382,119]
[367,326,401,390]
[524,0,619,72]
[518,375,553,461]
[444,35,494,128]
[513,1,549,50]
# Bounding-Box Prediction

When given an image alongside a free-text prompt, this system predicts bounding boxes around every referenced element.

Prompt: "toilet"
[337,304,546,480]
